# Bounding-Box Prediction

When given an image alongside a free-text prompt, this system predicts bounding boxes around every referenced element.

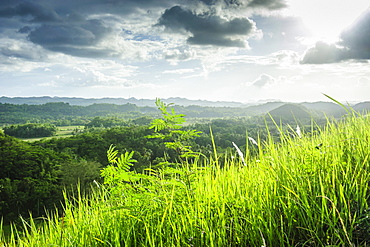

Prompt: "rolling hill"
[268,103,312,121]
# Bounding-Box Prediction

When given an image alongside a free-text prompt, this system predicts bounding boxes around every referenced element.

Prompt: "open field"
[19,125,84,142]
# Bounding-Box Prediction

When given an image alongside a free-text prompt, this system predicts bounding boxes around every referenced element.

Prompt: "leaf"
[107,145,119,164]
[323,94,351,114]
[145,133,166,139]
[148,98,202,159]
[117,151,137,172]
[149,119,167,132]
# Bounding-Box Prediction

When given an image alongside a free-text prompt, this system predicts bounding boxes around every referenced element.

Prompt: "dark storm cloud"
[300,41,346,64]
[0,1,114,58]
[0,0,288,58]
[30,24,97,47]
[28,18,114,57]
[248,0,287,9]
[18,26,32,33]
[340,9,370,60]
[0,2,61,22]
[0,0,179,58]
[41,0,178,16]
[198,0,287,9]
[302,9,370,64]
[157,6,254,47]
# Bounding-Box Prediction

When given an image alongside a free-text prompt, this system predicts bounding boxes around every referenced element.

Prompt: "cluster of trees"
[0,132,63,221]
[3,123,57,138]
[84,116,133,129]
[0,132,103,222]
[35,125,167,171]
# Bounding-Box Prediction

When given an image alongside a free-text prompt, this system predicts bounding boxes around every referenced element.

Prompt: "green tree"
[0,132,63,222]
[147,98,202,160]
[3,123,57,138]
[60,159,102,194]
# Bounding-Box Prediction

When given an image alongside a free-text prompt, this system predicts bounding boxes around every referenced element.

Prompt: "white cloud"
[250,73,276,87]
[163,68,196,74]
[301,41,346,64]
[357,76,370,86]
[163,48,197,64]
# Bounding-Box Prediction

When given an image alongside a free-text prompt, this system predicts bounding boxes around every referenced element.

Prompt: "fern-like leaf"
[117,151,137,172]
[107,145,119,164]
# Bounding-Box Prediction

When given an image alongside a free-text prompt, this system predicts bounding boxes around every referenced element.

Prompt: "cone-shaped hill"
[353,101,370,112]
[267,103,312,121]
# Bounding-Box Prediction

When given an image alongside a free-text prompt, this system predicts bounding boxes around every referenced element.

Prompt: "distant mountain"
[0,96,253,108]
[352,101,370,112]
[165,97,252,107]
[0,96,368,117]
[268,103,312,121]
[246,102,285,114]
[301,102,347,117]
[0,96,155,107]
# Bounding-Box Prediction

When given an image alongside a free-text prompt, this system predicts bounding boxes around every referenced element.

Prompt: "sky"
[0,0,369,103]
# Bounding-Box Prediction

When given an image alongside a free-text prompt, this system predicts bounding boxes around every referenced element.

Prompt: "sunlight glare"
[285,0,370,44]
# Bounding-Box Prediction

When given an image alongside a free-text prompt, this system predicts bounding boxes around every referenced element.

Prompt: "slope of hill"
[353,101,370,112]
[301,102,346,117]
[268,103,312,121]
[245,101,285,114]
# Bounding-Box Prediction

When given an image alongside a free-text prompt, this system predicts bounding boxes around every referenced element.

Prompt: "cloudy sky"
[0,0,369,103]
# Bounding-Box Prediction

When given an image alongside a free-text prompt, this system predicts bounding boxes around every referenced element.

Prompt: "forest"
[0,99,316,221]
[0,98,369,246]
[0,103,268,222]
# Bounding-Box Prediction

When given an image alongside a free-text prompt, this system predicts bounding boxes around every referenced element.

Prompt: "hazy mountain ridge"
[353,101,370,111]
[0,96,254,108]
[0,97,369,118]
[246,102,285,114]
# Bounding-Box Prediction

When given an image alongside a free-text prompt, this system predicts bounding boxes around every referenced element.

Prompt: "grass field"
[1,113,369,246]
[20,125,84,142]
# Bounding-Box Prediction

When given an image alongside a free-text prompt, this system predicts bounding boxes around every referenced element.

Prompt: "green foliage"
[3,97,369,244]
[60,159,102,193]
[3,112,370,246]
[84,116,129,129]
[3,123,57,138]
[147,98,202,158]
[0,133,63,222]
[100,145,138,194]
[34,125,165,169]
[0,102,151,126]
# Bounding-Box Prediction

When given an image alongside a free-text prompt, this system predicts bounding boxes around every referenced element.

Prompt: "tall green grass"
[1,113,369,246]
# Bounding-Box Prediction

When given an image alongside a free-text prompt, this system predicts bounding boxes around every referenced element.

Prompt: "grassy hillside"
[1,112,369,246]
[268,103,312,121]
[301,102,346,117]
